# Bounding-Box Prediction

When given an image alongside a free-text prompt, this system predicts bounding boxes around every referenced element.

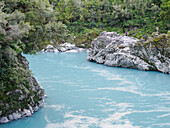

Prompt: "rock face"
[43,43,85,53]
[87,31,170,74]
[0,55,45,124]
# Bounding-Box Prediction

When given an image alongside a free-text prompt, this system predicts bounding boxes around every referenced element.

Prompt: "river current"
[1,52,170,128]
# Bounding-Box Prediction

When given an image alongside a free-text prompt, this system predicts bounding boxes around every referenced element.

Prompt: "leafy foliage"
[45,21,70,45]
[53,0,169,42]
[0,0,69,117]
[145,31,170,56]
[1,0,70,53]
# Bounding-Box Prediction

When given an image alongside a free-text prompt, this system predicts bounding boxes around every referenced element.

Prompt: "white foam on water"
[98,86,139,95]
[45,104,65,111]
[91,69,124,81]
[72,65,91,70]
[44,101,170,128]
[45,110,139,128]
[97,87,170,99]
[151,123,170,127]
[157,113,170,118]
[99,111,140,128]
[46,112,98,128]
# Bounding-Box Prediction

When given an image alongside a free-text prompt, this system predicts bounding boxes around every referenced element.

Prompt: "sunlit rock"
[43,43,85,53]
[88,31,170,74]
[0,117,9,123]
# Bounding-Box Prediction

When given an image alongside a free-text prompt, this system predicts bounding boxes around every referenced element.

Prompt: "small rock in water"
[22,109,32,117]
[77,48,85,52]
[54,49,59,53]
[46,45,54,49]
[12,112,21,120]
[33,106,39,112]
[0,117,9,123]
[8,114,13,120]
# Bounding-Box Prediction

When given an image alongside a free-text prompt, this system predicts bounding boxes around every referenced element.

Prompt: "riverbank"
[0,54,45,124]
[42,43,86,53]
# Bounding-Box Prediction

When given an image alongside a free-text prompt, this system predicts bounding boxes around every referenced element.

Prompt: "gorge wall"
[0,52,45,123]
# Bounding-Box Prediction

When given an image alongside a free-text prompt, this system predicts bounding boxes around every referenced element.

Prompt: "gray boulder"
[0,117,9,123]
[12,112,22,120]
[87,31,170,74]
[43,45,59,52]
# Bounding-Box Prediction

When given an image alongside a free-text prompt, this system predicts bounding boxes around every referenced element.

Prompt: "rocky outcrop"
[42,43,85,53]
[87,31,170,74]
[0,54,45,123]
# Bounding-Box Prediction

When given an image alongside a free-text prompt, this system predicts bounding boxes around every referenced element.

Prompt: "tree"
[0,10,30,53]
[45,21,70,45]
[159,0,170,31]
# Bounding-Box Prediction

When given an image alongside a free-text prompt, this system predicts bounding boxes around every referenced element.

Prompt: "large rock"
[0,117,9,123]
[87,31,170,74]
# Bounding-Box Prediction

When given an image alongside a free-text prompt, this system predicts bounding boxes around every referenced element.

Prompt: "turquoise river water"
[1,52,170,128]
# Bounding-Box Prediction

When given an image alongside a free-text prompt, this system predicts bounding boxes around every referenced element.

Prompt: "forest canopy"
[0,0,169,49]
[48,0,169,46]
[52,0,169,35]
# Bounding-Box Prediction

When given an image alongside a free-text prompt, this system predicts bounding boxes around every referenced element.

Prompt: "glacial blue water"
[1,52,170,128]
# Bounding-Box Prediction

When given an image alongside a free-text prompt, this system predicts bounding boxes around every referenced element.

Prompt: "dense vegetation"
[0,0,169,120]
[0,0,169,48]
[0,0,68,118]
[50,0,169,46]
